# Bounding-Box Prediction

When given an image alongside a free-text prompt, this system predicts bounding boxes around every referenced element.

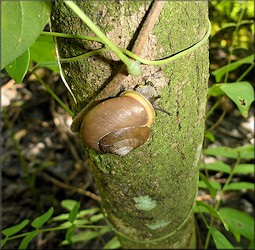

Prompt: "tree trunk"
[51,1,209,248]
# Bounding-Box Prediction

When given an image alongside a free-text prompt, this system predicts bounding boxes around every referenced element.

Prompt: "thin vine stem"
[42,31,102,43]
[60,48,109,63]
[236,63,254,82]
[31,72,73,117]
[44,20,211,66]
[207,107,227,132]
[48,18,78,105]
[224,5,247,83]
[3,225,109,242]
[64,1,142,77]
[2,109,32,191]
[206,97,222,119]
[120,20,211,66]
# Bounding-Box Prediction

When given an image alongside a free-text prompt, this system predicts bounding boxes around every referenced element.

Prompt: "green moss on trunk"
[51,1,209,248]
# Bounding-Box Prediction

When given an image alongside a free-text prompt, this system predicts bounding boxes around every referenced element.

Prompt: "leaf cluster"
[1,200,120,249]
[196,1,254,249]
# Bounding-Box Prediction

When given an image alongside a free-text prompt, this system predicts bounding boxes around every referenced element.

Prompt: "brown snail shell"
[80,91,155,155]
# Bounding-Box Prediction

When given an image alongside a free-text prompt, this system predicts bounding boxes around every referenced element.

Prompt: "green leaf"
[194,201,221,219]
[77,208,100,217]
[204,145,254,159]
[52,208,99,221]
[59,219,100,228]
[209,227,234,249]
[52,213,70,221]
[211,54,254,83]
[198,180,221,196]
[65,224,76,244]
[224,182,254,191]
[68,202,80,223]
[199,173,220,198]
[90,213,105,223]
[219,82,254,118]
[18,230,39,249]
[58,221,73,228]
[233,164,254,175]
[31,207,54,229]
[195,201,230,231]
[103,236,121,249]
[29,34,59,72]
[73,219,91,225]
[204,131,215,142]
[61,199,79,211]
[1,1,51,69]
[5,50,30,83]
[208,84,225,97]
[0,238,8,248]
[60,227,111,246]
[2,219,29,237]
[249,238,255,249]
[200,161,231,173]
[218,208,254,241]
[208,82,254,117]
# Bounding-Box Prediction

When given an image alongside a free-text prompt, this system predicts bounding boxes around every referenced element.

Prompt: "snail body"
[80,91,155,155]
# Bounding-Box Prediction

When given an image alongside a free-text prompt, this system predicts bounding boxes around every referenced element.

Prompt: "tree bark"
[51,1,209,248]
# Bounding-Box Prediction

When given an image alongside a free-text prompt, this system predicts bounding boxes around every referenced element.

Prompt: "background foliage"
[1,0,254,249]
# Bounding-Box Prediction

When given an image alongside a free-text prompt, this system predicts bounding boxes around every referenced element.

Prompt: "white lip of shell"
[114,146,133,155]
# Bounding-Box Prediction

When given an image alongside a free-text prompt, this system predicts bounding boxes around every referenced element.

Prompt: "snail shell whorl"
[80,91,155,155]
[99,126,151,155]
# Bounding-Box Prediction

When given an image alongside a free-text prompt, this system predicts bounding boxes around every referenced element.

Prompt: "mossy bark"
[51,1,209,248]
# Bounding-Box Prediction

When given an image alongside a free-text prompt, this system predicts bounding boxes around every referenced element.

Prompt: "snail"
[80,90,156,156]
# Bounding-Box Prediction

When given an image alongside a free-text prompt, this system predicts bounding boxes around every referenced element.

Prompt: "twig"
[43,173,101,202]
[132,1,165,54]
[94,0,165,101]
